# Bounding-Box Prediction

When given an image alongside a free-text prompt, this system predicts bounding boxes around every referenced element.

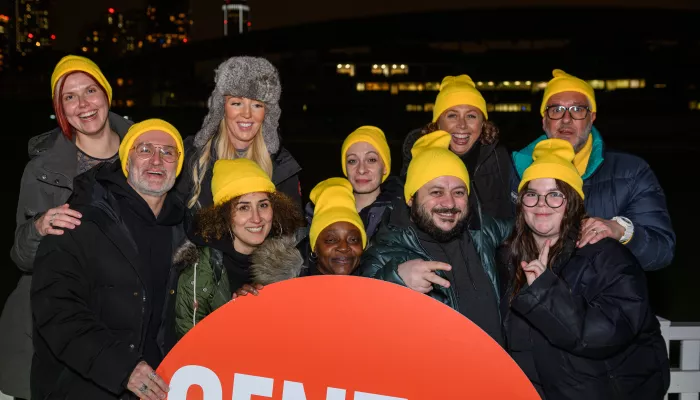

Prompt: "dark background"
[1,1,699,323]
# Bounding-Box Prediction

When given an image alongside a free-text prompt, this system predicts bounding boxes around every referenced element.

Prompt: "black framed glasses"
[131,143,180,163]
[521,191,566,208]
[545,105,591,120]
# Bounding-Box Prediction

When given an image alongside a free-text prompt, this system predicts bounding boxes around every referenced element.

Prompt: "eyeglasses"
[521,191,566,208]
[545,105,591,120]
[131,143,180,163]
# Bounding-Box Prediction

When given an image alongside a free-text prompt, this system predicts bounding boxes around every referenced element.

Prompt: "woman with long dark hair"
[500,138,669,400]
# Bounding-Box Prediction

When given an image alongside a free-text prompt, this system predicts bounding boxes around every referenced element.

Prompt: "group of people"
[0,54,675,400]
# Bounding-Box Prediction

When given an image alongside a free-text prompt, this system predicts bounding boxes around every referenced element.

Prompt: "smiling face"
[521,178,567,242]
[223,96,266,150]
[542,91,596,152]
[127,130,179,198]
[230,192,273,255]
[315,221,364,275]
[437,104,484,155]
[345,141,386,195]
[59,72,110,136]
[408,175,469,242]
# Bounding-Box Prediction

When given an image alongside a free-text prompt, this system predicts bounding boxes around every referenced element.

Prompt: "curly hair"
[420,119,499,145]
[194,191,305,243]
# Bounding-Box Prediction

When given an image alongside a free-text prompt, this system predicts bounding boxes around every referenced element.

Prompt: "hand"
[232,283,264,299]
[577,217,625,248]
[397,259,451,294]
[34,204,82,236]
[126,361,169,400]
[521,240,550,286]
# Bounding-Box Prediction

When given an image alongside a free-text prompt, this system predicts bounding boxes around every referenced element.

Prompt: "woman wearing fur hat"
[174,158,305,338]
[0,55,132,399]
[400,75,513,220]
[305,126,403,241]
[499,139,669,399]
[178,56,302,219]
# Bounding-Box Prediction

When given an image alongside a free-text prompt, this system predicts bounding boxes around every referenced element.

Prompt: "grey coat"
[0,112,131,398]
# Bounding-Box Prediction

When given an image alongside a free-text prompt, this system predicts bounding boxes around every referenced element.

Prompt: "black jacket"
[31,162,185,400]
[500,233,670,400]
[401,128,513,219]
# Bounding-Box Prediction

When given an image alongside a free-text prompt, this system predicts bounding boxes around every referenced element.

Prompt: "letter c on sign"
[168,365,223,400]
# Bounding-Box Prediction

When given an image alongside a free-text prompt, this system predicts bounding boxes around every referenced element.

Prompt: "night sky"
[24,0,700,51]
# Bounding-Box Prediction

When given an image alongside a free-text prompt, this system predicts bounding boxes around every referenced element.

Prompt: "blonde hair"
[188,120,274,209]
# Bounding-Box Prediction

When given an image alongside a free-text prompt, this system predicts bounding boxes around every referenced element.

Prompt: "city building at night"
[0,13,10,72]
[14,0,53,56]
[80,8,144,57]
[145,0,192,49]
[222,0,251,36]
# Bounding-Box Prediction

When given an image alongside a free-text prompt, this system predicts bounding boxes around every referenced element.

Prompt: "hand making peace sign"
[520,240,551,286]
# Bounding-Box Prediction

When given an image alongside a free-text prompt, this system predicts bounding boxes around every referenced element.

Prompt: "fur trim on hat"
[194,56,282,154]
[250,234,304,285]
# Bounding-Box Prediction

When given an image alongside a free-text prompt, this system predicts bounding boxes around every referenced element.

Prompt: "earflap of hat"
[262,102,281,155]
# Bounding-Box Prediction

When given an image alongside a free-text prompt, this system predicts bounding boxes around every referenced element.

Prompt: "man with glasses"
[31,119,186,400]
[511,69,675,271]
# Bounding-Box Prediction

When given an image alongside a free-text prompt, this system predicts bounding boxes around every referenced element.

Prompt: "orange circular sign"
[158,275,539,399]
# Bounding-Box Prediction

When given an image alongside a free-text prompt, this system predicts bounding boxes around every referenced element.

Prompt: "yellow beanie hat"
[211,158,275,206]
[341,126,391,182]
[518,139,584,200]
[51,55,113,105]
[433,75,488,122]
[540,69,597,117]
[119,118,185,177]
[404,130,470,204]
[309,178,367,251]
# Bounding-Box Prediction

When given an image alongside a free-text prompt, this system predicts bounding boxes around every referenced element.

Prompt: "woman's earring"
[310,251,318,261]
[277,221,283,236]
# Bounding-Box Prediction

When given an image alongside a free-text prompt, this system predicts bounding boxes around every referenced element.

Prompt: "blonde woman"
[178,56,302,218]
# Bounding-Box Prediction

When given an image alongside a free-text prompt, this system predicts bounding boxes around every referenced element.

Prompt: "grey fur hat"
[193,56,282,154]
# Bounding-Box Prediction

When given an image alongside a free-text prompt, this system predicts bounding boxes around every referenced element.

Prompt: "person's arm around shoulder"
[511,241,652,359]
[31,228,142,395]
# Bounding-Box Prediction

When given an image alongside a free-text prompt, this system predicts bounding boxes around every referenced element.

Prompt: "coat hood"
[250,231,306,285]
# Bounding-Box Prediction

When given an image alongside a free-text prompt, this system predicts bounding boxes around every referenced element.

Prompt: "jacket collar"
[512,125,605,181]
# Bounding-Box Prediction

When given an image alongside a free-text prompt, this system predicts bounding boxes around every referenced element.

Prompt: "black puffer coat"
[500,232,670,400]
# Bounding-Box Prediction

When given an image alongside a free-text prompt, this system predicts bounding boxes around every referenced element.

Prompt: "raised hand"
[521,240,550,286]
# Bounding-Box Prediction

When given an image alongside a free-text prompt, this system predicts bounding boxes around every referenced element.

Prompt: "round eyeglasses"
[521,191,566,208]
[131,143,180,163]
[545,105,591,120]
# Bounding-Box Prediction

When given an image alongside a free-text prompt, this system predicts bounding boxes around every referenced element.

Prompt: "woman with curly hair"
[400,75,513,219]
[174,158,305,337]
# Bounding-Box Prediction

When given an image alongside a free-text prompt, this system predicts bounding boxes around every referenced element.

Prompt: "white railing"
[659,317,700,399]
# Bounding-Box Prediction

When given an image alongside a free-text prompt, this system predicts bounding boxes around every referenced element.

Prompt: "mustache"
[432,207,461,215]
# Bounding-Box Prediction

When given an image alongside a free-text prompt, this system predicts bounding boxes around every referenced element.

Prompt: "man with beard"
[361,130,512,345]
[511,69,675,271]
[31,119,185,400]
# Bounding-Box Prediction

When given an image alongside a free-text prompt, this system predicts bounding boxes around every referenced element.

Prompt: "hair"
[188,119,274,209]
[195,191,304,243]
[52,71,109,141]
[421,119,499,146]
[504,179,586,300]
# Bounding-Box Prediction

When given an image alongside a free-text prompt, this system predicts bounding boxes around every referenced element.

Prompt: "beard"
[410,201,468,242]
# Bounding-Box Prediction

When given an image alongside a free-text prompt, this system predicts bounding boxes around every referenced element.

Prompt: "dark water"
[1,104,697,322]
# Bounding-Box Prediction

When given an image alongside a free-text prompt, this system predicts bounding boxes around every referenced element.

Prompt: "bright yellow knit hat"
[309,178,367,251]
[540,69,597,117]
[518,139,584,200]
[433,75,488,122]
[51,55,113,105]
[119,118,185,177]
[404,130,470,204]
[341,126,391,182]
[211,158,276,206]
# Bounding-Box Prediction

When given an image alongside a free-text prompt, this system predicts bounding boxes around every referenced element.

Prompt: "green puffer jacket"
[174,233,307,338]
[360,205,513,308]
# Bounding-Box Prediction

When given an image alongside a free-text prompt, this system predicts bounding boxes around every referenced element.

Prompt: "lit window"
[654,83,667,89]
[336,63,355,77]
[588,80,605,89]
[371,64,389,77]
[424,103,435,112]
[116,78,124,87]
[81,46,88,52]
[390,84,398,95]
[126,99,134,107]
[390,64,408,76]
